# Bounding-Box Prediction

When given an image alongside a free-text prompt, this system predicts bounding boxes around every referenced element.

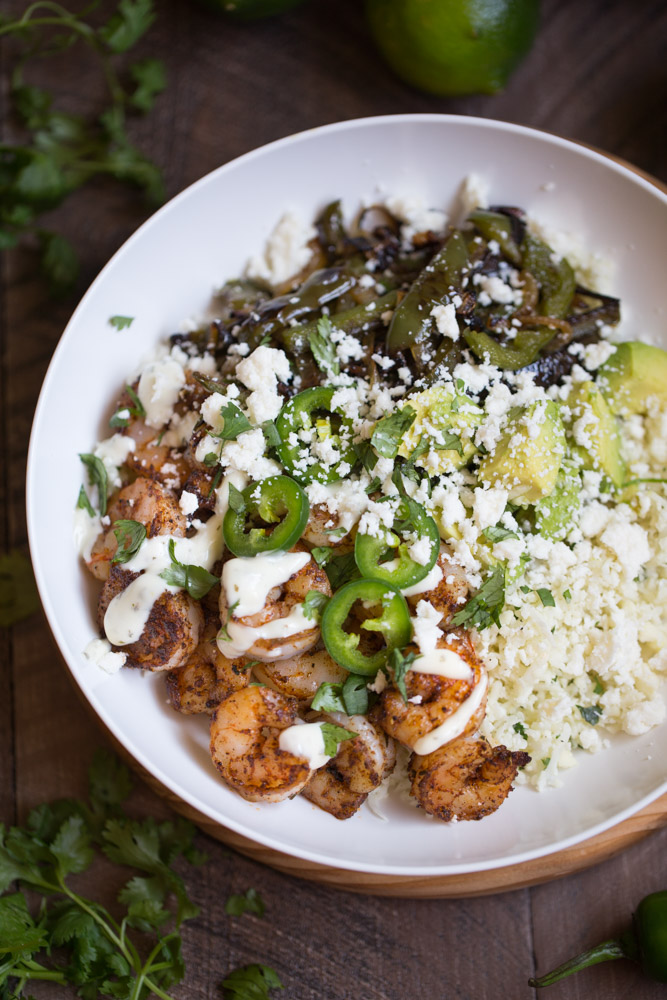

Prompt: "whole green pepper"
[529,891,667,988]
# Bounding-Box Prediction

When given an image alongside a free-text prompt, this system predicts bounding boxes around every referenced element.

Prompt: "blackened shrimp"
[403,548,469,623]
[253,644,347,703]
[209,685,315,803]
[408,737,530,822]
[302,713,396,820]
[217,545,332,662]
[372,630,486,752]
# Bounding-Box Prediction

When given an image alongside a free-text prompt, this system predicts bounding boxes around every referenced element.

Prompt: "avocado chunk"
[478,400,565,504]
[397,385,483,474]
[534,458,581,541]
[597,341,667,415]
[567,380,625,487]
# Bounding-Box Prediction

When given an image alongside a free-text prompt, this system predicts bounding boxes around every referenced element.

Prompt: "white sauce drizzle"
[412,672,488,756]
[278,721,328,769]
[412,647,473,680]
[73,507,102,561]
[401,561,443,597]
[223,550,310,618]
[217,603,312,657]
[104,573,173,646]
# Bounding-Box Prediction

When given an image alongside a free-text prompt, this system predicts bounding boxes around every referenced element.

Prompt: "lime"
[196,0,305,20]
[365,0,540,97]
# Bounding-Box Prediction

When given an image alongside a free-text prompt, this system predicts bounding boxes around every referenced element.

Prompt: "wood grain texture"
[2,0,666,996]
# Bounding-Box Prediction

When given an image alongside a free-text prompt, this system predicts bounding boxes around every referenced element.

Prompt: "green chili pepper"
[354,497,439,588]
[275,386,356,484]
[386,230,468,355]
[463,325,556,370]
[467,209,522,265]
[316,199,348,262]
[245,266,357,348]
[321,578,412,676]
[522,232,576,319]
[222,475,309,557]
[529,891,667,988]
[280,290,398,355]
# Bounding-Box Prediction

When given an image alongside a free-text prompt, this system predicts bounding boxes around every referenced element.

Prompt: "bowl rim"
[27,113,667,876]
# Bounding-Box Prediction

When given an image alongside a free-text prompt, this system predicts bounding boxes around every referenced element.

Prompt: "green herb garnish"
[222,964,284,1000]
[578,704,603,725]
[309,316,340,375]
[452,564,506,631]
[79,453,108,516]
[387,648,421,702]
[109,315,134,331]
[371,405,416,459]
[320,722,356,757]
[224,888,265,918]
[216,401,251,441]
[159,539,218,600]
[111,519,146,564]
[536,588,555,607]
[302,590,329,623]
[513,721,528,739]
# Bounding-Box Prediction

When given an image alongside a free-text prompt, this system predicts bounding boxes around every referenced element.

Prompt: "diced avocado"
[534,458,581,541]
[597,341,667,415]
[477,401,565,504]
[567,380,625,488]
[398,385,483,474]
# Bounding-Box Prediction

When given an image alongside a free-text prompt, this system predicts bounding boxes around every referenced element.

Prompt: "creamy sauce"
[73,506,102,561]
[104,573,173,646]
[412,672,488,755]
[223,550,310,618]
[412,647,472,680]
[217,603,312,658]
[278,721,328,769]
[401,561,443,597]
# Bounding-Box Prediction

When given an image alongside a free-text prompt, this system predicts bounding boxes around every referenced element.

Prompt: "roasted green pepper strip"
[245,267,357,348]
[463,326,556,370]
[281,290,398,355]
[222,475,309,556]
[386,230,468,354]
[522,233,576,318]
[321,578,412,676]
[275,386,356,484]
[316,199,348,261]
[529,891,667,988]
[354,497,439,588]
[468,209,522,265]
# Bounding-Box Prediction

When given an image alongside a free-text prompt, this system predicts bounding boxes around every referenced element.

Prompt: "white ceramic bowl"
[27,115,667,877]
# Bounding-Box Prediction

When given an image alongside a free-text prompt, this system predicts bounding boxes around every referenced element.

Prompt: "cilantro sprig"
[451,564,506,631]
[309,316,340,376]
[0,749,203,999]
[160,539,218,600]
[0,0,166,291]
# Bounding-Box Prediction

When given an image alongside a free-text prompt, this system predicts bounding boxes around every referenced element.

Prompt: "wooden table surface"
[2,0,667,997]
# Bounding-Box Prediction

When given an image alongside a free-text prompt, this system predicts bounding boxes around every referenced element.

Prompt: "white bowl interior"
[28,115,667,875]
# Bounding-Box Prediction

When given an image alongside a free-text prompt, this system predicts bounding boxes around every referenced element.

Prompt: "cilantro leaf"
[0,550,40,627]
[324,551,359,590]
[536,588,555,608]
[222,964,284,1000]
[451,564,506,631]
[88,747,133,815]
[129,58,166,113]
[563,588,572,602]
[159,539,219,600]
[513,721,528,739]
[108,315,134,331]
[341,674,369,715]
[309,316,340,375]
[118,874,170,931]
[50,816,95,877]
[435,429,464,456]
[589,671,605,696]
[262,419,281,449]
[302,590,329,623]
[311,682,346,713]
[578,704,603,725]
[482,525,518,543]
[371,405,416,459]
[227,482,246,516]
[310,546,333,568]
[112,520,146,564]
[217,401,251,441]
[100,0,156,53]
[79,453,108,516]
[224,888,265,918]
[320,722,356,757]
[387,648,420,702]
[365,476,382,494]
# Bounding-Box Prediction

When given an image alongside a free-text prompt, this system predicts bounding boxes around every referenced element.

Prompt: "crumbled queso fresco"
[76,181,667,812]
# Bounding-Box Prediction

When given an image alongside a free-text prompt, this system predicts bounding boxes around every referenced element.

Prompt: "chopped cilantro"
[159,539,218,599]
[262,419,281,449]
[111,519,146,564]
[578,704,603,725]
[222,964,284,1000]
[310,546,333,568]
[536,588,555,607]
[589,671,605,696]
[320,722,356,757]
[520,584,532,595]
[79,453,108,516]
[541,757,551,768]
[108,315,134,330]
[224,888,265,918]
[563,588,572,602]
[387,648,420,702]
[227,482,246,515]
[311,682,345,714]
[513,721,528,739]
[371,405,416,459]
[309,316,340,375]
[365,476,382,494]
[76,485,95,518]
[482,525,518,543]
[302,590,329,622]
[216,401,251,441]
[435,429,464,456]
[452,564,506,631]
[325,551,359,590]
